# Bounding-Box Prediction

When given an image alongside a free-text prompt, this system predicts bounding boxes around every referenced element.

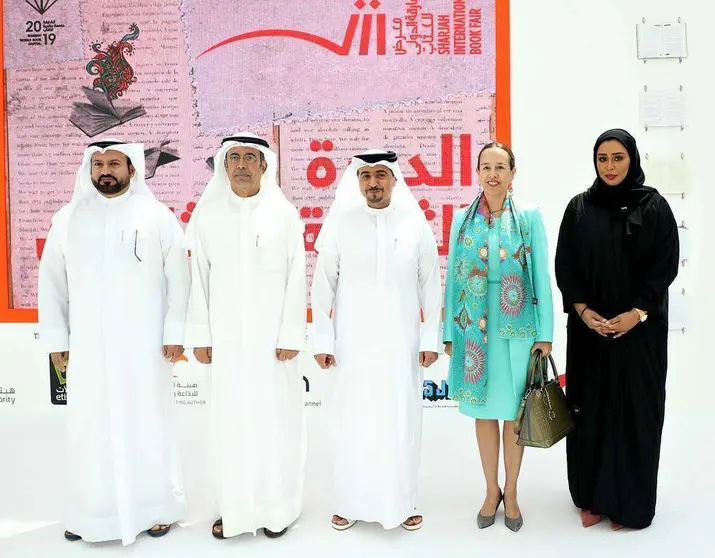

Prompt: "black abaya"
[555,129,679,528]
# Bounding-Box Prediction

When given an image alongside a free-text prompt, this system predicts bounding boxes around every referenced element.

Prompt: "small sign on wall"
[637,19,688,61]
[639,86,686,130]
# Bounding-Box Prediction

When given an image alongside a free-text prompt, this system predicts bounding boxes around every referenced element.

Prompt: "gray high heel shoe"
[505,514,523,532]
[504,501,523,532]
[477,491,503,529]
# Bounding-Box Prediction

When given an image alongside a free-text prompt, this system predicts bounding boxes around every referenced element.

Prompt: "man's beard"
[366,188,384,202]
[92,175,130,195]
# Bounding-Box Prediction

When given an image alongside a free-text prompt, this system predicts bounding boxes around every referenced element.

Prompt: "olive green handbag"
[514,351,575,448]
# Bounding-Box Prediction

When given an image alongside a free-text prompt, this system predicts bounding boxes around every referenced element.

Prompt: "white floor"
[0,407,712,558]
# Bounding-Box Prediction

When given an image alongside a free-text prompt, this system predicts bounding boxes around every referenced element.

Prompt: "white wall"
[1,0,710,416]
[510,0,712,413]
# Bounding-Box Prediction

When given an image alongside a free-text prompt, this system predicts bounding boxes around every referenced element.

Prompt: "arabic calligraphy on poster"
[4,0,499,310]
[184,0,495,129]
[278,93,494,291]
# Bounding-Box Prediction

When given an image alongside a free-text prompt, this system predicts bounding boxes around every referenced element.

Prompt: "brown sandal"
[401,515,423,531]
[212,518,225,539]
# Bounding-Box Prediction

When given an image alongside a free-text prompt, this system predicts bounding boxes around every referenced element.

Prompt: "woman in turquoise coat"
[443,142,554,532]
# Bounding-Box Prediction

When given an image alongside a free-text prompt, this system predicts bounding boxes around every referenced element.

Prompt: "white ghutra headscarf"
[70,139,152,203]
[315,149,424,251]
[185,132,286,250]
[50,139,152,228]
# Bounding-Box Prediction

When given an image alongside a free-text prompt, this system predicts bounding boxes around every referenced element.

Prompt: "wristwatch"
[634,308,648,323]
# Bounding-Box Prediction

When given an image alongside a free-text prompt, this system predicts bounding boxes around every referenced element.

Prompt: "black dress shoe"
[264,527,287,538]
[146,524,171,538]
[64,530,82,541]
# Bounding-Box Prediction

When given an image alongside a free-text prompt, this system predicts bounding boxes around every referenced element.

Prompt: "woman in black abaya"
[555,129,679,530]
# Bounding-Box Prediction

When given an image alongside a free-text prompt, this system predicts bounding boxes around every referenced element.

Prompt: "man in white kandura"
[38,139,190,545]
[184,134,307,540]
[312,149,442,531]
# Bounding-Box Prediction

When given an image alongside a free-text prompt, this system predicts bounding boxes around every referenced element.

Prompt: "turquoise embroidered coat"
[443,198,554,406]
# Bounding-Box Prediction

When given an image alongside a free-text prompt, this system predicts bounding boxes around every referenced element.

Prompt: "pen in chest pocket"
[133,230,142,262]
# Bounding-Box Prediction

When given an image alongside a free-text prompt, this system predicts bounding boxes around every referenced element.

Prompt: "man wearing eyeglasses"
[38,139,190,545]
[184,134,307,541]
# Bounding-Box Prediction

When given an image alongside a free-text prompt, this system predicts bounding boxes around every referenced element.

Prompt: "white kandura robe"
[38,190,190,545]
[311,204,442,529]
[184,188,307,537]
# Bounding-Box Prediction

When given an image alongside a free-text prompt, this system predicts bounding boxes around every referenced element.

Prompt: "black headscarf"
[586,129,656,209]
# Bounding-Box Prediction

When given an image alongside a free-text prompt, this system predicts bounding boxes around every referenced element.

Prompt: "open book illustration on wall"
[69,24,146,137]
[144,140,180,179]
[70,86,146,137]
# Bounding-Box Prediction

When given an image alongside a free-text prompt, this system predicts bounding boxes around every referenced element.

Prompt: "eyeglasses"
[227,153,259,164]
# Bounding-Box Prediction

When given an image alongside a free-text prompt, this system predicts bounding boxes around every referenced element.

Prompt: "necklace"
[484,195,506,215]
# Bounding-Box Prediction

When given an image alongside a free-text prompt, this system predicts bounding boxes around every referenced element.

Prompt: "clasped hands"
[580,308,640,339]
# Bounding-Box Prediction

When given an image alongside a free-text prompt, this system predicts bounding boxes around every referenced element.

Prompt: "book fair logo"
[199,1,484,58]
[21,1,64,49]
[26,0,59,16]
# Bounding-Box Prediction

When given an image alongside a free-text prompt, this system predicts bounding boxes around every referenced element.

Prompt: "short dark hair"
[477,142,516,170]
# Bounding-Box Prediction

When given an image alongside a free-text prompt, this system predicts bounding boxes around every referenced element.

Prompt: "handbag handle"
[543,352,559,382]
[526,351,542,388]
[528,350,559,387]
